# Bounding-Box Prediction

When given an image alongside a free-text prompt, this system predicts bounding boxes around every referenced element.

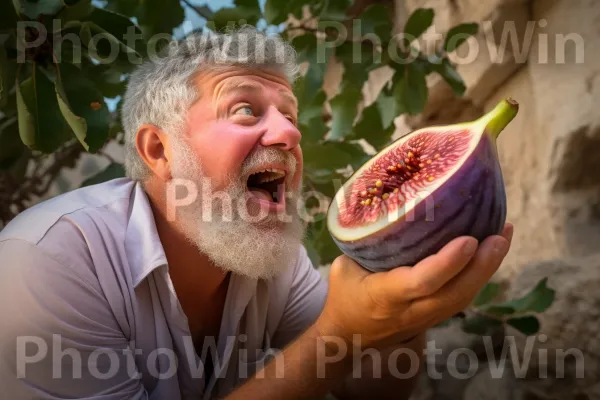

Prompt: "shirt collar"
[125,181,168,287]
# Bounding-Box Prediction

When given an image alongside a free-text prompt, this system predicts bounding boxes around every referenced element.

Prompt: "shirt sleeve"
[270,246,329,349]
[0,239,148,400]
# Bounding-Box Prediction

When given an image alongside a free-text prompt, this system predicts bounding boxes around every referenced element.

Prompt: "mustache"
[240,147,297,180]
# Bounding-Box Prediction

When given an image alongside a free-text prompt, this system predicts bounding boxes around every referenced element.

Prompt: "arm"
[225,224,513,400]
[0,239,147,399]
[330,333,426,400]
[268,246,424,400]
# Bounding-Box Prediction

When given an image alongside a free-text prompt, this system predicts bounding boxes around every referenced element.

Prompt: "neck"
[145,180,229,297]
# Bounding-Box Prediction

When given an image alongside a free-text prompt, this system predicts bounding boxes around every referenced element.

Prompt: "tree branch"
[181,0,213,20]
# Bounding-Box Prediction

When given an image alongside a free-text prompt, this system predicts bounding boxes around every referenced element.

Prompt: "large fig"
[326,98,519,272]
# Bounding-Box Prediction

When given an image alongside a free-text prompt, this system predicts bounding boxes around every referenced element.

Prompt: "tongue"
[249,188,274,202]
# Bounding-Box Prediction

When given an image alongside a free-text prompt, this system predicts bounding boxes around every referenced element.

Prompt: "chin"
[178,204,306,280]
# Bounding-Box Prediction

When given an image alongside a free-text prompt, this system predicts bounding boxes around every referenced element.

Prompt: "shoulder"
[1,177,135,245]
[269,245,326,299]
[0,178,138,295]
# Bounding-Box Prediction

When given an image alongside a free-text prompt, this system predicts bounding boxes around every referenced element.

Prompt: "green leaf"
[357,4,393,43]
[54,31,85,66]
[299,116,328,145]
[55,63,110,152]
[86,6,145,56]
[395,63,428,115]
[81,162,125,187]
[264,0,287,25]
[292,34,319,63]
[12,0,63,19]
[136,0,184,37]
[431,57,466,97]
[478,279,555,317]
[80,22,139,65]
[444,23,478,53]
[0,45,9,107]
[208,8,246,32]
[403,8,434,46]
[500,278,556,314]
[461,314,502,335]
[303,141,368,172]
[297,88,326,126]
[310,176,343,201]
[328,83,362,141]
[319,0,351,22]
[303,235,322,268]
[351,102,395,150]
[208,4,260,31]
[306,216,342,265]
[55,0,93,26]
[336,42,382,88]
[83,63,126,98]
[376,85,399,129]
[0,116,24,169]
[0,1,18,30]
[481,304,516,317]
[304,167,340,186]
[292,35,329,103]
[234,0,260,13]
[105,0,139,18]
[507,316,540,335]
[473,282,501,307]
[16,65,70,153]
[287,0,307,20]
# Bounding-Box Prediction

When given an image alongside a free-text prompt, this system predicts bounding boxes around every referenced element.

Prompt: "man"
[0,27,512,399]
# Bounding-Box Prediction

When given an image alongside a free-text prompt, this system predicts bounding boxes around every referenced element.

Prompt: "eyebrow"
[216,78,298,109]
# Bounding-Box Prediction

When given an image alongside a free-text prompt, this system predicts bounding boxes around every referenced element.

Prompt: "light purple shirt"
[0,178,328,399]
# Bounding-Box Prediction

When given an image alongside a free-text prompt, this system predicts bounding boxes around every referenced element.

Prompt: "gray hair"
[121,26,300,181]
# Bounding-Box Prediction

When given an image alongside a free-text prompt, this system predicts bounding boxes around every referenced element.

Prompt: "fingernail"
[505,223,514,242]
[462,238,478,256]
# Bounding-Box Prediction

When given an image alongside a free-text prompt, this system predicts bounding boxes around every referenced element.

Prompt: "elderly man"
[0,27,512,399]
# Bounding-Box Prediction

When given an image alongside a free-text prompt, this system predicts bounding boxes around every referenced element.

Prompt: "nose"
[259,106,301,151]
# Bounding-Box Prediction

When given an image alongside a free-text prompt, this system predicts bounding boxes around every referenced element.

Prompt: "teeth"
[250,168,286,183]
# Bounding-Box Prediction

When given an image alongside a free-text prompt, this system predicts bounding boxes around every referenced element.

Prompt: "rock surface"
[507,255,600,400]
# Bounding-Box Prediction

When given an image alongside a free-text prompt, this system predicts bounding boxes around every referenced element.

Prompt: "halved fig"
[327,98,519,272]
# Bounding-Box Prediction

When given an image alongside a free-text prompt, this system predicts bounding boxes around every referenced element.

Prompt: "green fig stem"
[480,98,519,139]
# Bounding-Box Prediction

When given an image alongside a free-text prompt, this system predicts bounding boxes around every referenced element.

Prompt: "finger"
[366,235,479,303]
[501,222,514,243]
[409,232,511,322]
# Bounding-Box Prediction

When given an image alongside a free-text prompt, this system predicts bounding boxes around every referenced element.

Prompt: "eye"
[284,115,297,126]
[233,105,255,117]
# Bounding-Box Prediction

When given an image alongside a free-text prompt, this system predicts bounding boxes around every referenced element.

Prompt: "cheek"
[187,121,262,187]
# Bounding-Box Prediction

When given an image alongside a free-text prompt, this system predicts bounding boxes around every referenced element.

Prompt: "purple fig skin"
[331,132,507,273]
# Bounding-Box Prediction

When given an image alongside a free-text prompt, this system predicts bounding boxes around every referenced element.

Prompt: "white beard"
[169,136,306,279]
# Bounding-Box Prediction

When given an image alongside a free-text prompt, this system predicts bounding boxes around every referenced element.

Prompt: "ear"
[135,124,172,181]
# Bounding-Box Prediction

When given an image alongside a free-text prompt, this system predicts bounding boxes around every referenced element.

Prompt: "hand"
[315,223,514,350]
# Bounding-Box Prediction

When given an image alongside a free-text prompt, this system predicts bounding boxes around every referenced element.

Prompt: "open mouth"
[246,168,287,207]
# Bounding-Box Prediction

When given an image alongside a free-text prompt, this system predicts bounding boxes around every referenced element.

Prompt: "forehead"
[193,66,296,104]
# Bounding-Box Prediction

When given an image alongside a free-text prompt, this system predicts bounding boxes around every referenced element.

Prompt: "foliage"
[0,0,554,335]
[463,279,555,335]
